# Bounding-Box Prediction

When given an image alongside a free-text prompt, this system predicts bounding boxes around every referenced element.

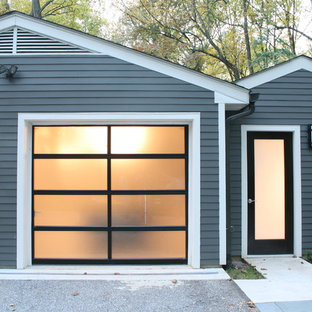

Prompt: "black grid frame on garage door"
[31,125,188,265]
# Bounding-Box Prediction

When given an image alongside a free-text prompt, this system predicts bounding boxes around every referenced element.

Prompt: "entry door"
[247,132,293,255]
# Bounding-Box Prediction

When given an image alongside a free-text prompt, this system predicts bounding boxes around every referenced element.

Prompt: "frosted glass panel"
[254,139,285,240]
[112,195,185,226]
[111,126,185,154]
[34,126,107,154]
[34,231,108,259]
[112,231,185,259]
[34,195,107,226]
[111,159,185,190]
[34,159,107,190]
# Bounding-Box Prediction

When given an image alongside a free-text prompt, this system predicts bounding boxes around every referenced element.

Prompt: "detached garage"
[2,11,312,271]
[0,11,250,269]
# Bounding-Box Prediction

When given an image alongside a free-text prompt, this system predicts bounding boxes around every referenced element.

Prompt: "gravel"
[0,279,255,312]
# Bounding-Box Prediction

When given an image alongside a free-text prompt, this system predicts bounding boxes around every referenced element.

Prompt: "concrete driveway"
[0,279,255,312]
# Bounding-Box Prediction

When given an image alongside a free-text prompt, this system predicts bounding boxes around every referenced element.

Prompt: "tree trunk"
[285,6,296,54]
[243,0,254,74]
[31,0,42,18]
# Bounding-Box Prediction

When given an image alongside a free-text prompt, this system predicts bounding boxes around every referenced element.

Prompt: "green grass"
[226,260,264,280]
[304,250,312,264]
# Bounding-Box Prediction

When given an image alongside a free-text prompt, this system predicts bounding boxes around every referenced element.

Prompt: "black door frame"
[247,131,293,255]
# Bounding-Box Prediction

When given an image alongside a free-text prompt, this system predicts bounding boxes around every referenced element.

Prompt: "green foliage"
[0,0,10,14]
[10,0,31,14]
[44,0,106,36]
[227,266,264,279]
[113,0,311,80]
[3,0,106,37]
[304,250,312,263]
[226,260,264,280]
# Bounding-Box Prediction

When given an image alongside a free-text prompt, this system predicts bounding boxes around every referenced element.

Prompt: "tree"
[0,0,9,14]
[1,0,106,36]
[115,0,311,80]
[29,0,85,20]
[31,0,41,18]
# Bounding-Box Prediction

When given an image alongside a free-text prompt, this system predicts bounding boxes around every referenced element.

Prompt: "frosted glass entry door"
[254,139,285,240]
[247,132,293,255]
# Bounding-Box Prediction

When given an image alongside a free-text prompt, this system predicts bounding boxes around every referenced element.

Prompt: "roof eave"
[0,11,249,105]
[236,55,312,89]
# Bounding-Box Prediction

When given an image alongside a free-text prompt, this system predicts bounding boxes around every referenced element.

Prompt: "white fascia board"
[0,15,16,31]
[0,13,249,104]
[237,56,312,89]
[215,92,249,106]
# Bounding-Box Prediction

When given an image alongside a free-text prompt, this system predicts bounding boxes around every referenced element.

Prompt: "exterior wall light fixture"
[0,65,18,78]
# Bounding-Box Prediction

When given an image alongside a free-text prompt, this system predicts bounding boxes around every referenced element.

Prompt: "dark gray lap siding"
[228,69,312,256]
[0,55,219,267]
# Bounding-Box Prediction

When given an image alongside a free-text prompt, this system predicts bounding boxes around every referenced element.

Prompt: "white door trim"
[17,112,201,269]
[241,125,302,258]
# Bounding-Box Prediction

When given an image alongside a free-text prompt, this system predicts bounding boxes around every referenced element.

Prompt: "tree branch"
[191,0,240,79]
[275,25,312,41]
[43,3,75,17]
[40,0,55,13]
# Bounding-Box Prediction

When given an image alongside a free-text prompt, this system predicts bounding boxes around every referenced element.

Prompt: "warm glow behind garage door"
[32,125,188,264]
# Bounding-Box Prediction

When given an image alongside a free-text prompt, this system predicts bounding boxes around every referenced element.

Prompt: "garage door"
[32,125,188,264]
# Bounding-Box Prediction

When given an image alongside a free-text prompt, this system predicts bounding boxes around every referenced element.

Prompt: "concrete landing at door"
[235,257,312,311]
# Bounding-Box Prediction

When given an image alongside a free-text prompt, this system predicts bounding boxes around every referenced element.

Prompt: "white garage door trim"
[17,112,201,269]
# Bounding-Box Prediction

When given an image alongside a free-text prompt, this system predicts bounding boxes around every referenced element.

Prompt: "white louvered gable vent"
[0,27,93,54]
[0,28,14,54]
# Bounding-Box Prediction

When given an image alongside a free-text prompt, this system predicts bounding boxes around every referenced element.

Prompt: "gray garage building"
[0,11,311,269]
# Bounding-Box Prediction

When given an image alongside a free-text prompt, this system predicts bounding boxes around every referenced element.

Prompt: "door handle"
[248,198,255,204]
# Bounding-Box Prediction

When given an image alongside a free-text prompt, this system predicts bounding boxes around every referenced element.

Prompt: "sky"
[297,0,312,51]
[98,0,129,24]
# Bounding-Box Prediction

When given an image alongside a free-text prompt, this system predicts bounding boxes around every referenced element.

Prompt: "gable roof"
[236,55,312,89]
[0,11,249,105]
